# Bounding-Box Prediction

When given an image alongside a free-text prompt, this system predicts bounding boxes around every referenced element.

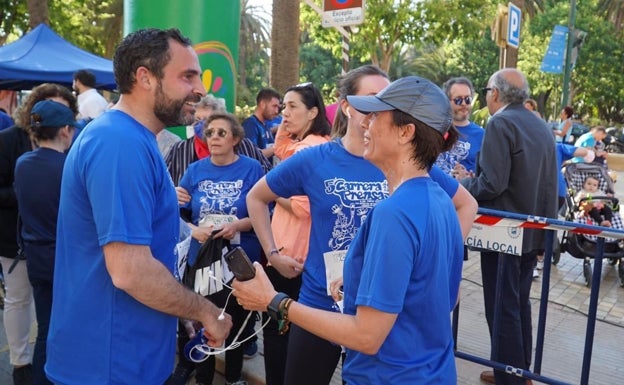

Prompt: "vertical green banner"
[124,0,240,113]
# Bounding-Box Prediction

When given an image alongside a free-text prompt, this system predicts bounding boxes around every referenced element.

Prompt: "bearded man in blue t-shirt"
[46,29,232,385]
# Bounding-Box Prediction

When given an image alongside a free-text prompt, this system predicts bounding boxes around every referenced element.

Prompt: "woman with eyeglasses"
[259,82,330,385]
[244,66,477,385]
[174,112,263,385]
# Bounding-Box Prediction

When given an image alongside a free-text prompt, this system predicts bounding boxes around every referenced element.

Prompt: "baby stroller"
[559,162,624,287]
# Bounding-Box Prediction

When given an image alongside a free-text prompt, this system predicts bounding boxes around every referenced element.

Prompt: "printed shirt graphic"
[435,121,484,174]
[266,140,460,311]
[179,155,264,264]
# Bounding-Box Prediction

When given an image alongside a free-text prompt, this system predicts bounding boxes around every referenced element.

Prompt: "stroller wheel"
[583,261,592,287]
[552,249,561,265]
[618,261,624,287]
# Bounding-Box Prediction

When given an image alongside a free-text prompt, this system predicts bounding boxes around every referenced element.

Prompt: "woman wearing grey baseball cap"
[234,75,477,384]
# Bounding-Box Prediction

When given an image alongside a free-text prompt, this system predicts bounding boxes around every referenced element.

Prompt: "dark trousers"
[481,251,536,385]
[24,243,54,385]
[175,287,249,384]
[262,266,301,385]
[284,324,341,385]
[588,205,613,223]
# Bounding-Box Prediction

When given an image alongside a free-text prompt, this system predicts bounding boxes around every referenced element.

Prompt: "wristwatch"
[267,292,290,321]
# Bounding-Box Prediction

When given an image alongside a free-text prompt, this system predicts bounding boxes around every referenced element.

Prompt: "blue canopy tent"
[0,24,116,91]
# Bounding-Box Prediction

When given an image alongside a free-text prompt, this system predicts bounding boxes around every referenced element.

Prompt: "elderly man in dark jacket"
[462,68,558,385]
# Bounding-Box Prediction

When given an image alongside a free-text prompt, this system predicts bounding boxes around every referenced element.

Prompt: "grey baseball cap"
[346,76,452,135]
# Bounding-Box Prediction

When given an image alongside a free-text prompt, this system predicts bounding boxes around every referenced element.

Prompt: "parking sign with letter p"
[507,2,521,48]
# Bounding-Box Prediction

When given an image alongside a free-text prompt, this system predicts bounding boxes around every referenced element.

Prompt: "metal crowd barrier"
[453,207,624,385]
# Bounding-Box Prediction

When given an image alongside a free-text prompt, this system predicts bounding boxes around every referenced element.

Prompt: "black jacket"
[0,125,32,258]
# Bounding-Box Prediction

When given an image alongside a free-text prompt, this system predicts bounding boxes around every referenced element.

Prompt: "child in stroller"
[561,162,624,287]
[576,176,614,227]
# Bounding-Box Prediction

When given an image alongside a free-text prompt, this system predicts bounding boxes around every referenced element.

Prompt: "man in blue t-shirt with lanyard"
[242,88,281,160]
[46,28,232,385]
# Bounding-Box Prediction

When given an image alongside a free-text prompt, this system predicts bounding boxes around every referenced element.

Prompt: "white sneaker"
[536,260,544,270]
[533,269,539,279]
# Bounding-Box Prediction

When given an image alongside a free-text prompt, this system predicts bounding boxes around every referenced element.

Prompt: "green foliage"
[0,0,28,43]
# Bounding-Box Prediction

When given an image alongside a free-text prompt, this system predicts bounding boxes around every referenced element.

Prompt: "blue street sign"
[507,3,521,48]
[541,25,568,74]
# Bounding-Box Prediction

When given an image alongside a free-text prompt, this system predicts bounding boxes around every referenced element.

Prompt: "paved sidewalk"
[1,249,623,384]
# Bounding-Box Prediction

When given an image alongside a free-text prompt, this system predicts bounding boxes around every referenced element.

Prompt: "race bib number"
[323,250,347,295]
[199,214,240,244]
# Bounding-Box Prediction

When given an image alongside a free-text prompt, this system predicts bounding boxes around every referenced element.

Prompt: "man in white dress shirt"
[72,69,109,120]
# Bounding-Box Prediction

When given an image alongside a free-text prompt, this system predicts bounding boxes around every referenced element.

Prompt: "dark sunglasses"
[204,128,229,138]
[452,96,473,106]
[481,87,493,94]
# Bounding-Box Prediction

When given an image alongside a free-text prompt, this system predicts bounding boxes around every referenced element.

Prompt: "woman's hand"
[212,222,239,240]
[191,226,214,244]
[269,252,304,279]
[181,318,198,339]
[329,277,344,302]
[175,187,191,206]
[232,262,278,312]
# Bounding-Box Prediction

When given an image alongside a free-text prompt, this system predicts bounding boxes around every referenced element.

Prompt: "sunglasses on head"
[204,128,229,138]
[293,81,313,89]
[452,96,473,106]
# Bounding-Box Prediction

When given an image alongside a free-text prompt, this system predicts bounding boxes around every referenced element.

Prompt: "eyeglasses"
[481,87,493,94]
[204,128,229,138]
[452,96,473,106]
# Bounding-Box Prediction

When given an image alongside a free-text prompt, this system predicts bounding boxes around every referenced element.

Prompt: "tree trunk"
[505,0,525,68]
[270,0,300,93]
[27,0,49,29]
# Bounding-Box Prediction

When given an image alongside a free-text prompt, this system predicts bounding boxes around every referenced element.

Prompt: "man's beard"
[153,82,198,127]
[453,109,470,123]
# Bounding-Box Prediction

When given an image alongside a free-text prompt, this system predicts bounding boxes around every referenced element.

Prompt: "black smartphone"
[224,246,256,281]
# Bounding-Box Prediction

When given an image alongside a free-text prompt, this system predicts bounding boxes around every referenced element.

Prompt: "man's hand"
[200,309,232,348]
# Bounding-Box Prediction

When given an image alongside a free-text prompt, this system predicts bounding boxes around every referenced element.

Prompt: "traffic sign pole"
[562,0,577,110]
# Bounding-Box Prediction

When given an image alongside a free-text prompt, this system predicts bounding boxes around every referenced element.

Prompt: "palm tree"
[506,0,546,67]
[270,0,300,93]
[100,0,123,58]
[598,0,624,33]
[239,0,271,89]
[27,0,48,29]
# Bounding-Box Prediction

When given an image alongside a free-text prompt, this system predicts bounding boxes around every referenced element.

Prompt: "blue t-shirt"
[342,177,462,384]
[242,115,273,149]
[179,155,264,263]
[435,121,484,174]
[47,110,179,385]
[556,143,577,197]
[0,110,14,130]
[266,139,459,311]
[572,132,595,163]
[14,147,65,242]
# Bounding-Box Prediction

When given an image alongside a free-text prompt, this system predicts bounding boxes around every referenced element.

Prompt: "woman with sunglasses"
[261,82,331,385]
[175,112,263,385]
[245,66,477,385]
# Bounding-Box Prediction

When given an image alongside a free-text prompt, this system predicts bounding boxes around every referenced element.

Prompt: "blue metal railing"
[453,208,624,385]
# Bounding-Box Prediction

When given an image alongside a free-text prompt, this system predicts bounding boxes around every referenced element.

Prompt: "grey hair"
[443,77,475,97]
[490,71,529,105]
[197,94,226,112]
